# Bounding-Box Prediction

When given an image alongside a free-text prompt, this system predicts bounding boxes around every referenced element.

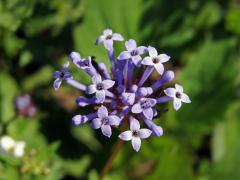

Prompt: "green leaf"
[0,73,18,123]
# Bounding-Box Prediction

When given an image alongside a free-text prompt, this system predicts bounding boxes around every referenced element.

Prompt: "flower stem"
[100,139,123,180]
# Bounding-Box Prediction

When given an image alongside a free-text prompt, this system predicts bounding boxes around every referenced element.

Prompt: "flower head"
[164,84,191,110]
[15,94,37,118]
[118,39,147,66]
[118,117,152,152]
[96,29,123,50]
[52,29,191,152]
[142,46,170,75]
[53,62,72,90]
[91,106,121,137]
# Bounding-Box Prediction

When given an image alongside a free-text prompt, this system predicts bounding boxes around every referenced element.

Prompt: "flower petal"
[131,55,142,66]
[154,63,164,75]
[13,141,25,158]
[125,39,137,51]
[151,124,163,136]
[175,84,183,93]
[181,93,191,103]
[122,92,135,105]
[96,35,105,45]
[101,125,112,137]
[131,103,142,114]
[104,29,113,36]
[130,117,140,131]
[96,90,106,103]
[91,118,102,129]
[108,115,121,126]
[118,51,131,60]
[53,79,62,90]
[118,131,132,141]
[92,74,102,84]
[86,84,96,94]
[53,71,60,79]
[158,54,170,63]
[173,98,182,110]
[112,33,124,41]
[97,106,108,118]
[131,137,141,152]
[143,108,154,120]
[103,39,113,50]
[148,46,158,57]
[142,57,153,66]
[137,46,147,55]
[102,79,115,89]
[164,88,176,98]
[139,129,152,139]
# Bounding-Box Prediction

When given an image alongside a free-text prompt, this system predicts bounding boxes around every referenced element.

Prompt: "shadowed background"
[0,0,240,179]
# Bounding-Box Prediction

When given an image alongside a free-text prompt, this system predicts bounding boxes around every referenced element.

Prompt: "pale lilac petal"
[181,93,191,103]
[175,84,183,93]
[53,79,62,90]
[173,98,182,110]
[131,103,143,114]
[148,98,157,106]
[97,106,108,118]
[164,88,176,98]
[63,61,70,68]
[86,84,96,94]
[112,33,124,41]
[103,39,113,50]
[101,125,112,137]
[102,79,115,89]
[148,46,158,57]
[154,63,164,75]
[143,108,153,120]
[158,54,170,63]
[139,129,152,139]
[91,118,102,129]
[137,46,147,55]
[125,39,137,51]
[118,51,131,60]
[130,117,140,131]
[118,131,132,141]
[122,92,135,105]
[96,35,105,45]
[131,55,142,66]
[142,57,153,66]
[103,29,113,36]
[70,52,81,63]
[92,74,102,84]
[96,90,106,103]
[108,115,121,126]
[131,137,141,152]
[53,71,60,79]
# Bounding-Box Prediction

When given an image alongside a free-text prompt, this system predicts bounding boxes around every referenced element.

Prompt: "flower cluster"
[53,29,191,152]
[0,135,26,158]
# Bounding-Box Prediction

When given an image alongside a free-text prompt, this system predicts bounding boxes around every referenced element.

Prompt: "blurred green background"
[0,0,240,179]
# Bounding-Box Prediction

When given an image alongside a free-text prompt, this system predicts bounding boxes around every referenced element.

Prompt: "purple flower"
[131,98,157,120]
[96,29,123,50]
[118,39,146,66]
[91,106,121,137]
[52,29,191,152]
[164,84,191,110]
[86,74,115,103]
[118,117,152,152]
[53,62,72,90]
[15,94,37,118]
[142,46,170,75]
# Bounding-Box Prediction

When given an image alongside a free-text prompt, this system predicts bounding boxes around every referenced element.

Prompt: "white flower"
[0,136,26,158]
